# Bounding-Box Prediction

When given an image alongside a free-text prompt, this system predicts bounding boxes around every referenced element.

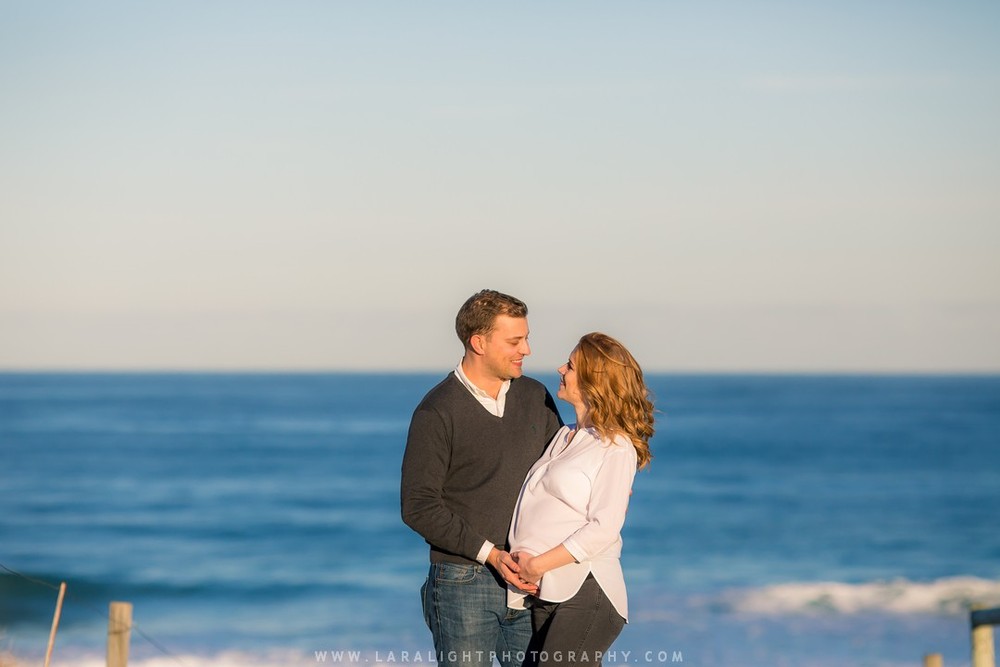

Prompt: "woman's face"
[557,348,585,409]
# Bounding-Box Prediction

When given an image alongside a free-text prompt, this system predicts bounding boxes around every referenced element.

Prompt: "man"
[401,289,563,667]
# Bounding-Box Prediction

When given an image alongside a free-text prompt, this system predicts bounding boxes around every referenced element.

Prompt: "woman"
[507,332,654,666]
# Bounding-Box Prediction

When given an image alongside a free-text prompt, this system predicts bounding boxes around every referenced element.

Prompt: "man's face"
[480,315,531,381]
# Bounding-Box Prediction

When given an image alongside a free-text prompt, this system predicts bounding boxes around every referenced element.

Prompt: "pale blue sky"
[2,1,998,371]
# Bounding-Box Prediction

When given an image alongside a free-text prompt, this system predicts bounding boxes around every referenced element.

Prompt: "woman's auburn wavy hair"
[574,332,654,470]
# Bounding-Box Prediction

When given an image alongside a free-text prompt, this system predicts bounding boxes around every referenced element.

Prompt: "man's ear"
[470,334,487,355]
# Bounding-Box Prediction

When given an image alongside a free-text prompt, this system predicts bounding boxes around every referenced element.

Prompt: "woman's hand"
[490,548,538,594]
[511,551,544,585]
[512,544,577,589]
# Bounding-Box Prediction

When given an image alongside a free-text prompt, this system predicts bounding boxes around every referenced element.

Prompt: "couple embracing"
[401,289,654,667]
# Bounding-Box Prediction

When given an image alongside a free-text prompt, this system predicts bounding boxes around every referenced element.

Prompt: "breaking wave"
[719,576,1000,615]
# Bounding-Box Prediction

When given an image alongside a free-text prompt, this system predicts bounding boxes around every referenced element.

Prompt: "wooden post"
[107,601,133,667]
[923,653,943,667]
[43,582,67,667]
[971,604,996,667]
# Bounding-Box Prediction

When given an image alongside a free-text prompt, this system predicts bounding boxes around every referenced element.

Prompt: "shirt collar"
[453,360,511,418]
[454,360,510,399]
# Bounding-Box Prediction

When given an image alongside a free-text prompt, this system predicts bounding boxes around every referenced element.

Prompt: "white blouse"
[507,424,638,621]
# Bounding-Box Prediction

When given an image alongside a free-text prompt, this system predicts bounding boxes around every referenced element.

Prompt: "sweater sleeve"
[561,439,637,563]
[400,406,488,561]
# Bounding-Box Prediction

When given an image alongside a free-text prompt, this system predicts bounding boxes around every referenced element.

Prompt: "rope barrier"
[0,561,190,666]
[0,563,61,592]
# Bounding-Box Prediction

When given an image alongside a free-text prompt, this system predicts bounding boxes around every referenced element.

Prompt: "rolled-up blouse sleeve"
[561,440,637,563]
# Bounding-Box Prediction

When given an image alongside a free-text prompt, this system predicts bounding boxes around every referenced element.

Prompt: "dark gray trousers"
[525,574,626,667]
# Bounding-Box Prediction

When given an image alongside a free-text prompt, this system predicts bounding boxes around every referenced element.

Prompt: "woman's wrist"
[534,545,575,575]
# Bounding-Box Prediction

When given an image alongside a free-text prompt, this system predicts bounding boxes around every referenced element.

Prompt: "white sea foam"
[5,649,332,667]
[6,645,452,667]
[721,576,1000,615]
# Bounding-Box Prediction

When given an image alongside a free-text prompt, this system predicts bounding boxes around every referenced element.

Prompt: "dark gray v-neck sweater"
[401,373,563,565]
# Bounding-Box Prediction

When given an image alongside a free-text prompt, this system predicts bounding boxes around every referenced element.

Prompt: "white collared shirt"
[453,360,511,418]
[453,360,513,563]
[507,424,638,621]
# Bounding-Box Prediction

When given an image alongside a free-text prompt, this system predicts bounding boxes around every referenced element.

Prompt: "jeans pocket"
[420,578,432,630]
[433,562,478,585]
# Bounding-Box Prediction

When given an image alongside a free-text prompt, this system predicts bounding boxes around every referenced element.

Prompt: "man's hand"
[487,548,538,595]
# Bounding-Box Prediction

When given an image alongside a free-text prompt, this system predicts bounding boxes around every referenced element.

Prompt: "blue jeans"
[421,562,532,667]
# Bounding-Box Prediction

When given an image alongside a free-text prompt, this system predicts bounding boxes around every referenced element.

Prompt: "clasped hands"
[489,548,542,595]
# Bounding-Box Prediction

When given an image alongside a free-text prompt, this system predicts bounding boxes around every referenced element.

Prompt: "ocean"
[2,372,999,667]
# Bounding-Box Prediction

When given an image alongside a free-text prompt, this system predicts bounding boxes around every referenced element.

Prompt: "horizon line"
[2,367,999,378]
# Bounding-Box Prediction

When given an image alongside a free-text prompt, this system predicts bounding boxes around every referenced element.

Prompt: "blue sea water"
[2,372,999,667]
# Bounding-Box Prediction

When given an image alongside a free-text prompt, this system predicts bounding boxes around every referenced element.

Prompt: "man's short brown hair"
[455,289,528,351]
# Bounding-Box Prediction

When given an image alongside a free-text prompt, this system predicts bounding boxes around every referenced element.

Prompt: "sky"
[1,1,998,372]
